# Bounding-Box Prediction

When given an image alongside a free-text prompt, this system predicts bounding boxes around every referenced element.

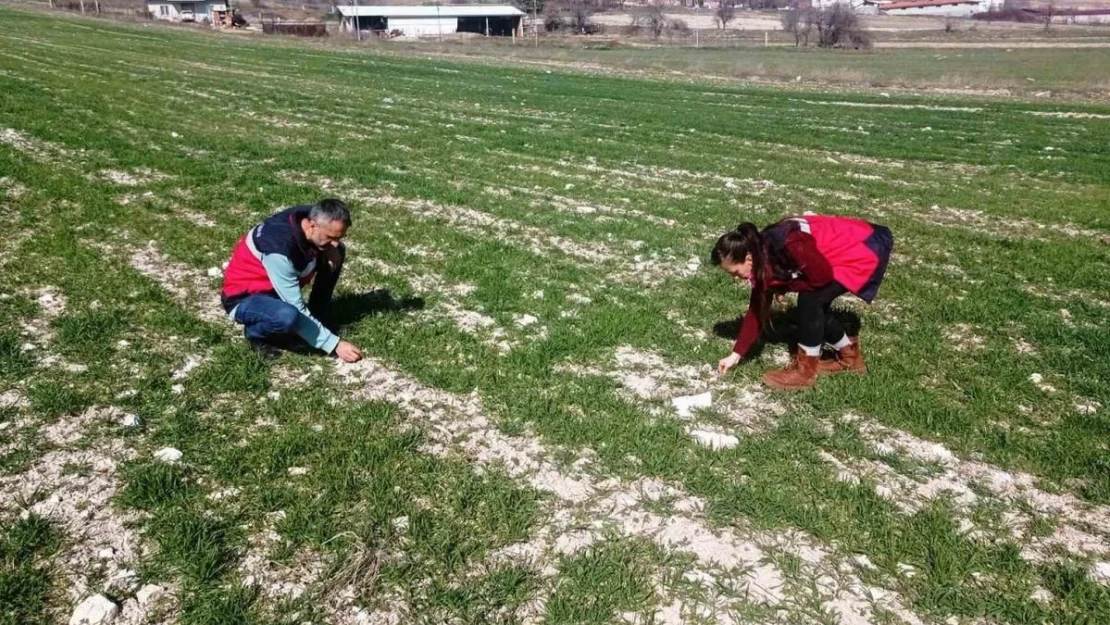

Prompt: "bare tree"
[814,2,870,49]
[781,5,800,44]
[635,1,668,38]
[568,0,598,33]
[1044,3,1054,31]
[716,0,736,29]
[800,7,815,45]
[781,3,814,46]
[545,0,598,33]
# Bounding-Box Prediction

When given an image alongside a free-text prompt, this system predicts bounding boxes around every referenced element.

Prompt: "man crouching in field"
[220,199,364,363]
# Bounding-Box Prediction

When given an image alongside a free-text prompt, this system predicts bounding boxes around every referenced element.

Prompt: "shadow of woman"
[712,307,861,361]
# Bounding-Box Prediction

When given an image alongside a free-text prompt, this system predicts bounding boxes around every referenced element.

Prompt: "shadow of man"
[712,307,861,362]
[326,289,426,332]
[265,289,425,356]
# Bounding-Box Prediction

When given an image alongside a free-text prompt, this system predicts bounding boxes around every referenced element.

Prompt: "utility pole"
[437,1,442,42]
[353,0,361,41]
[533,0,538,47]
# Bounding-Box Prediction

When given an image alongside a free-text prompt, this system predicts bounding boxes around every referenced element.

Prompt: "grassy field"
[2,6,1110,625]
[398,39,1110,100]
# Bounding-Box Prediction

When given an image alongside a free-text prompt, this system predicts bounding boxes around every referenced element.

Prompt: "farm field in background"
[1,7,1109,625]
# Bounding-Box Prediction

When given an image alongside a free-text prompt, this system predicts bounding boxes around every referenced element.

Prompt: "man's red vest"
[221,206,319,311]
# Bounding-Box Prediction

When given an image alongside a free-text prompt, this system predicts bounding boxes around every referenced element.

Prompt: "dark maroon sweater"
[732,231,835,357]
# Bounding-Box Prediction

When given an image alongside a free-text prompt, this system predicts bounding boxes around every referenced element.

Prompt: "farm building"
[146,0,227,23]
[336,5,526,37]
[868,0,997,17]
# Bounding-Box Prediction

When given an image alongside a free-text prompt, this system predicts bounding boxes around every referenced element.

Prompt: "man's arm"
[260,253,340,354]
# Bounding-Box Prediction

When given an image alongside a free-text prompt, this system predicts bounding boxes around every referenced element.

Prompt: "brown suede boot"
[763,353,820,390]
[817,337,867,375]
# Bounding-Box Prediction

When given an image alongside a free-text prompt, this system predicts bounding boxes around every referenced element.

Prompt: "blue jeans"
[233,294,300,342]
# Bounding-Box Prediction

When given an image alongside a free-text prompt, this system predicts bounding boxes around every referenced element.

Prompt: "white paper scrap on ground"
[671,392,712,418]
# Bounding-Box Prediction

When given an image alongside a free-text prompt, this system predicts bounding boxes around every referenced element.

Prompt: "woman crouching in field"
[713,215,893,391]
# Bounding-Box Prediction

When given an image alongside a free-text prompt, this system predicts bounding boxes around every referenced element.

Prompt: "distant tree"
[801,6,815,44]
[1043,2,1055,30]
[813,2,870,48]
[781,5,800,43]
[716,0,736,29]
[781,3,814,46]
[635,2,668,38]
[542,0,599,33]
[667,17,691,37]
[512,0,547,18]
[565,0,598,33]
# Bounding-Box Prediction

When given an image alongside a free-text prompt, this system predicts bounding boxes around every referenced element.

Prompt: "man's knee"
[273,304,299,333]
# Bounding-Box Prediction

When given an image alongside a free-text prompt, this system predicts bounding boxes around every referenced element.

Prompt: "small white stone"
[171,131,180,138]
[116,340,131,349]
[97,547,115,560]
[311,424,324,432]
[206,267,221,278]
[513,314,538,328]
[1030,586,1054,603]
[392,516,409,532]
[208,488,239,501]
[69,594,118,625]
[688,429,738,450]
[1029,373,1044,384]
[287,467,309,476]
[854,554,877,570]
[171,384,185,395]
[120,414,142,427]
[153,447,182,464]
[266,391,281,401]
[1091,561,1110,584]
[136,584,166,607]
[1075,400,1101,415]
[382,97,394,105]
[898,563,917,578]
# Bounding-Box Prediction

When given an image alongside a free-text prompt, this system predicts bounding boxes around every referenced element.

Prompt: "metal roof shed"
[336,5,526,38]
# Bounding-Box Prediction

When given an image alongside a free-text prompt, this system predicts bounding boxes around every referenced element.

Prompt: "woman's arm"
[732,285,764,358]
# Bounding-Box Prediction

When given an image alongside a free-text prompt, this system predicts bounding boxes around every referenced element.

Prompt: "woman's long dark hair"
[711,222,773,329]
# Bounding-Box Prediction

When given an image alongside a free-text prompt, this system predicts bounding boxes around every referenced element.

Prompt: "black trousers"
[796,282,849,348]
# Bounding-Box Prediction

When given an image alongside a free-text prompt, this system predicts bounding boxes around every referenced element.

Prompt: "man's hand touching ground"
[335,340,363,363]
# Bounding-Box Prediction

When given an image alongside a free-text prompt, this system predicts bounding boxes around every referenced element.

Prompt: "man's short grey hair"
[310,198,352,227]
